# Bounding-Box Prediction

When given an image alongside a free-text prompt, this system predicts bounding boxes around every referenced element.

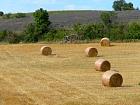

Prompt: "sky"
[0,0,140,13]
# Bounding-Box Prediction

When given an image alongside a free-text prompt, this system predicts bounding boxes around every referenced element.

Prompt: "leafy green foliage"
[0,11,4,16]
[6,31,20,43]
[0,30,20,43]
[2,12,26,19]
[110,24,126,40]
[33,8,51,37]
[14,13,26,18]
[1,21,140,43]
[122,2,134,10]
[44,29,68,41]
[25,23,35,36]
[113,0,135,11]
[23,34,38,43]
[100,12,117,27]
[126,22,140,39]
[73,22,140,41]
[3,13,12,19]
[100,12,117,38]
[73,23,86,37]
[74,23,106,40]
[23,23,38,43]
[0,30,7,41]
[23,8,51,43]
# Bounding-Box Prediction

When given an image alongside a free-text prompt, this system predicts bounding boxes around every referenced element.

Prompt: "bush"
[14,13,26,18]
[100,12,117,26]
[44,29,68,41]
[109,24,127,41]
[23,34,38,43]
[3,13,12,19]
[23,23,38,43]
[126,22,140,39]
[0,30,7,41]
[73,23,106,40]
[2,13,26,19]
[33,8,51,37]
[5,31,20,43]
[0,11,4,16]
[0,30,20,43]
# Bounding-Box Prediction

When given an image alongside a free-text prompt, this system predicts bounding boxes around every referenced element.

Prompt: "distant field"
[0,10,140,31]
[0,43,140,105]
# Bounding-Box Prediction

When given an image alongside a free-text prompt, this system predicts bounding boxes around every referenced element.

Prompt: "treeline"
[1,20,140,44]
[0,11,26,19]
[73,22,140,41]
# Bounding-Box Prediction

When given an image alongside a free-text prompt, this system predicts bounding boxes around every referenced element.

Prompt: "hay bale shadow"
[110,44,116,47]
[96,55,104,57]
[51,54,57,56]
[122,85,133,87]
[49,54,68,58]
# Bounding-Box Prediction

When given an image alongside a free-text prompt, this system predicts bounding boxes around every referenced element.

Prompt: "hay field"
[0,43,140,105]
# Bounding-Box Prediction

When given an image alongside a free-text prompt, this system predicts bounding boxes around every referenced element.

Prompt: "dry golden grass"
[0,43,140,105]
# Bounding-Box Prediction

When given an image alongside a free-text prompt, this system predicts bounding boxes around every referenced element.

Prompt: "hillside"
[0,10,140,31]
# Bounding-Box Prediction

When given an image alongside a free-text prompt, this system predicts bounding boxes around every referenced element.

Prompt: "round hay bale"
[95,59,111,71]
[100,38,110,46]
[85,47,98,57]
[102,70,123,87]
[40,46,52,56]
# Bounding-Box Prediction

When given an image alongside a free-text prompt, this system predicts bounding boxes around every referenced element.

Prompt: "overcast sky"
[0,0,139,13]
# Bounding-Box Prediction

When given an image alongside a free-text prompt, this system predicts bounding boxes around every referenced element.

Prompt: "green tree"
[113,0,135,11]
[0,11,4,16]
[6,31,20,43]
[3,13,12,19]
[110,24,126,40]
[101,12,112,26]
[44,29,67,41]
[33,8,51,39]
[100,12,117,26]
[24,23,38,43]
[0,30,20,43]
[73,23,85,37]
[73,23,106,40]
[25,23,35,35]
[113,0,125,11]
[126,22,140,39]
[122,2,134,10]
[14,13,26,18]
[100,12,117,38]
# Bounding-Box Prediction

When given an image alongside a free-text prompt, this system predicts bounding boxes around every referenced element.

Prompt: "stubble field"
[0,43,140,105]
